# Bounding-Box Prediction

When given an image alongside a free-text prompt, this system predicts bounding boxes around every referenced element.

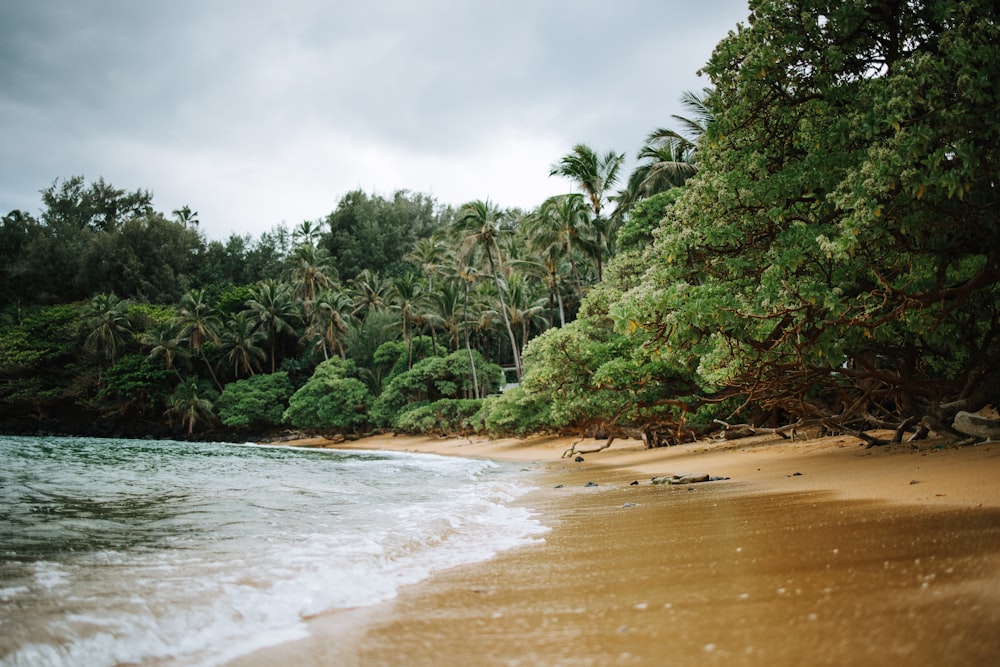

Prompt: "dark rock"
[575,456,585,462]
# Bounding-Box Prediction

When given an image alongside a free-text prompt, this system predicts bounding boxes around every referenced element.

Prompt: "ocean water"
[0,436,548,667]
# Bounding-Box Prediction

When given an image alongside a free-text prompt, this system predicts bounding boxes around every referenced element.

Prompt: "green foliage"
[609,0,1000,423]
[98,353,174,412]
[369,350,502,427]
[394,398,483,435]
[0,304,84,408]
[215,372,294,429]
[615,189,682,253]
[282,359,372,432]
[322,190,447,281]
[166,377,218,435]
[474,387,551,438]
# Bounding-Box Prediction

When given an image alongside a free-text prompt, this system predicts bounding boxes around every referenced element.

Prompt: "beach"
[228,432,1000,666]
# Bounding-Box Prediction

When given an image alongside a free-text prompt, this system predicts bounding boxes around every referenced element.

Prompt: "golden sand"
[228,433,1000,666]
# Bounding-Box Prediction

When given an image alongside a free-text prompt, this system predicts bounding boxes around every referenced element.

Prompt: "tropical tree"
[82,292,134,363]
[166,376,218,435]
[611,0,1000,434]
[305,288,353,361]
[243,279,299,374]
[452,200,522,380]
[140,319,188,372]
[424,279,466,351]
[348,269,390,321]
[292,219,323,247]
[172,205,199,228]
[217,311,267,379]
[549,144,625,281]
[283,243,337,318]
[388,272,426,368]
[175,289,223,388]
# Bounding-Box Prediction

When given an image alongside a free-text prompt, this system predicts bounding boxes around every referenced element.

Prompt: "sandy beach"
[228,432,1000,666]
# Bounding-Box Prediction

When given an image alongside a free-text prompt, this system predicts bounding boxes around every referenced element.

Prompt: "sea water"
[0,436,547,666]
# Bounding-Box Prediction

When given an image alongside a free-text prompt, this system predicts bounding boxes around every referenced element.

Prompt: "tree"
[141,319,188,372]
[305,288,353,361]
[388,272,426,369]
[244,279,299,374]
[82,293,134,363]
[549,144,625,281]
[175,289,223,388]
[166,376,218,435]
[283,244,337,318]
[283,358,372,432]
[216,372,294,428]
[217,311,267,379]
[612,0,1000,433]
[453,200,523,380]
[172,205,199,228]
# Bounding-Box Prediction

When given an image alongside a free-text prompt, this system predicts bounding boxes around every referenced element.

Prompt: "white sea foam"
[0,437,548,667]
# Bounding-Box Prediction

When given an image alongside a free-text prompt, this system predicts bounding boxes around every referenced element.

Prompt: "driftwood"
[953,411,1000,441]
[712,419,803,441]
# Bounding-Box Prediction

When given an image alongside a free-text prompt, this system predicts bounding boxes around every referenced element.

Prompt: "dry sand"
[228,432,1000,666]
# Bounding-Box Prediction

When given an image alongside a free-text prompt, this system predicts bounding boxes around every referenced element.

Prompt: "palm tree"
[406,235,451,291]
[283,244,337,319]
[485,271,549,359]
[175,289,223,389]
[348,269,390,321]
[82,292,134,363]
[633,88,714,196]
[292,219,323,247]
[172,205,199,228]
[244,279,299,374]
[306,288,353,360]
[140,319,188,372]
[528,194,595,301]
[217,311,267,378]
[453,200,522,381]
[166,377,218,435]
[549,144,625,281]
[388,272,426,369]
[424,279,465,351]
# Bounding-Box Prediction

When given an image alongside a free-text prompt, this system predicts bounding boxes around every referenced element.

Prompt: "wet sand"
[229,433,1000,666]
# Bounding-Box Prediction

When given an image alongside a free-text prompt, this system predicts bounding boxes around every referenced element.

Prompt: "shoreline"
[227,433,1000,666]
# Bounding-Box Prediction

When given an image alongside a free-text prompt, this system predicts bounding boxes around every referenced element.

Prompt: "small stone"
[623,502,637,508]
[629,480,639,486]
[585,481,599,487]
[574,456,585,463]
[909,479,920,485]
[553,484,564,489]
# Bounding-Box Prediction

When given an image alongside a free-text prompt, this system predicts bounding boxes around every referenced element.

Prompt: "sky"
[0,0,750,241]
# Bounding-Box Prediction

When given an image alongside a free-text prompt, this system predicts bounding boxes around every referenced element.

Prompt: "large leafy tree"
[614,0,1000,433]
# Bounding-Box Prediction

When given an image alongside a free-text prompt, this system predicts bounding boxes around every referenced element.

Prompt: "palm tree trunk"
[486,249,522,381]
[462,278,480,400]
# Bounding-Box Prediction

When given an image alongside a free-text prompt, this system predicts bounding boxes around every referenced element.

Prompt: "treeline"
[2,0,998,445]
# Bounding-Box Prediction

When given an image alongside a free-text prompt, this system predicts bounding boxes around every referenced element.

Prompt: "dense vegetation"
[2,0,997,444]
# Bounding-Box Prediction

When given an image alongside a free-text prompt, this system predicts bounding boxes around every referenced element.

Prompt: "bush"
[394,398,483,435]
[474,387,552,438]
[369,350,502,427]
[215,372,294,429]
[282,358,372,432]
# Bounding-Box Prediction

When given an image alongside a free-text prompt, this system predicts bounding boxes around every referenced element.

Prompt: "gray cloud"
[0,0,749,239]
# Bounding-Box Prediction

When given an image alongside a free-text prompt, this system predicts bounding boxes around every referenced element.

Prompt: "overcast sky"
[0,1,749,240]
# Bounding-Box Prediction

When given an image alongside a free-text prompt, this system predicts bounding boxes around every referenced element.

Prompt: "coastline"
[227,433,1000,666]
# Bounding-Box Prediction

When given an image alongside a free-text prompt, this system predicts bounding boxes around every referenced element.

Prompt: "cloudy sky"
[1,0,749,240]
